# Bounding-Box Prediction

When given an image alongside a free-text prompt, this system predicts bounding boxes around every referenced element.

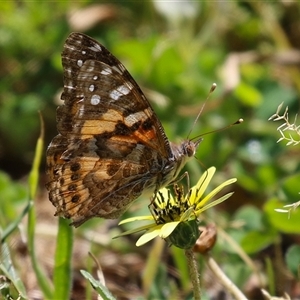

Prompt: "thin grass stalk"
[27,115,53,299]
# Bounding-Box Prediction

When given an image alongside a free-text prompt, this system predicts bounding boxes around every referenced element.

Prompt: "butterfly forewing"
[59,33,170,154]
[46,32,200,227]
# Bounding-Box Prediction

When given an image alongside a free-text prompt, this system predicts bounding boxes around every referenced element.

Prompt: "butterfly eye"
[184,142,196,157]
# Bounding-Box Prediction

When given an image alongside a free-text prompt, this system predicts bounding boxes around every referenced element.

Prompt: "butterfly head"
[169,137,202,171]
[162,138,202,189]
[183,137,203,158]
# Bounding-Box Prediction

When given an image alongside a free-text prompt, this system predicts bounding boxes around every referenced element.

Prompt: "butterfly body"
[46,33,201,227]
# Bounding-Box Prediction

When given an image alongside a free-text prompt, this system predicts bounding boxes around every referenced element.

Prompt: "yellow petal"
[159,221,180,238]
[115,223,157,238]
[136,225,163,246]
[195,178,236,210]
[195,192,235,214]
[189,167,216,205]
[118,215,154,225]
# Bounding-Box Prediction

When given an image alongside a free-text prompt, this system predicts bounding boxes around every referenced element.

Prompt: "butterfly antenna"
[191,118,244,141]
[187,83,217,140]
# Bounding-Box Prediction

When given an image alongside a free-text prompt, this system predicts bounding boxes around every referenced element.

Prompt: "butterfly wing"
[46,33,173,226]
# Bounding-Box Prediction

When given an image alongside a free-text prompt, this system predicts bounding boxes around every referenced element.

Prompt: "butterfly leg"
[167,171,190,190]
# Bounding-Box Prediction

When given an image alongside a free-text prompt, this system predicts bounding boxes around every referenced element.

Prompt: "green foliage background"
[1,1,300,299]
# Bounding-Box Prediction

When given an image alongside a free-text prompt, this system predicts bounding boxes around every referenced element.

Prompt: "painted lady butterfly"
[46,33,202,227]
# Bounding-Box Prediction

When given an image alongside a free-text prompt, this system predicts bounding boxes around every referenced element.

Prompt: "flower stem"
[185,248,201,300]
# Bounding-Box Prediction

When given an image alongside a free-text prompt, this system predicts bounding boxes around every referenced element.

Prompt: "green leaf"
[1,201,32,242]
[233,205,264,231]
[285,245,300,277]
[281,172,300,200]
[234,82,262,107]
[80,270,115,300]
[0,242,27,299]
[240,230,277,254]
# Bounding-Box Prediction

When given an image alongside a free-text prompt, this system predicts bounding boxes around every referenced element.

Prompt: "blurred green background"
[1,1,300,299]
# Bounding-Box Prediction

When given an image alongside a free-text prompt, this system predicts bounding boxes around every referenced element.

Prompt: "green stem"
[185,248,201,300]
[53,217,74,300]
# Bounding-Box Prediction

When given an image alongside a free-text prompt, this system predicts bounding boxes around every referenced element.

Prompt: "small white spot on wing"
[91,94,101,105]
[117,84,131,95]
[89,84,95,92]
[110,89,122,100]
[93,75,98,80]
[109,84,131,100]
[77,59,83,67]
[88,43,102,52]
[100,68,112,75]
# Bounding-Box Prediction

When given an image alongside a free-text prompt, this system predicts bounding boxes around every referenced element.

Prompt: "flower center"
[149,185,194,224]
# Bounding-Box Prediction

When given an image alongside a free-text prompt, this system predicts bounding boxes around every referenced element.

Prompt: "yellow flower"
[116,167,237,249]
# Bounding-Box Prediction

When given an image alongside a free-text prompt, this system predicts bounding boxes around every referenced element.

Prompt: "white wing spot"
[77,59,83,67]
[100,68,112,75]
[81,50,86,55]
[117,84,131,95]
[110,89,122,100]
[93,75,98,80]
[109,85,131,100]
[89,44,102,52]
[89,84,95,92]
[91,94,101,105]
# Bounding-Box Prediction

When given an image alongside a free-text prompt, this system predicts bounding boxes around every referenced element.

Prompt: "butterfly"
[46,32,202,227]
